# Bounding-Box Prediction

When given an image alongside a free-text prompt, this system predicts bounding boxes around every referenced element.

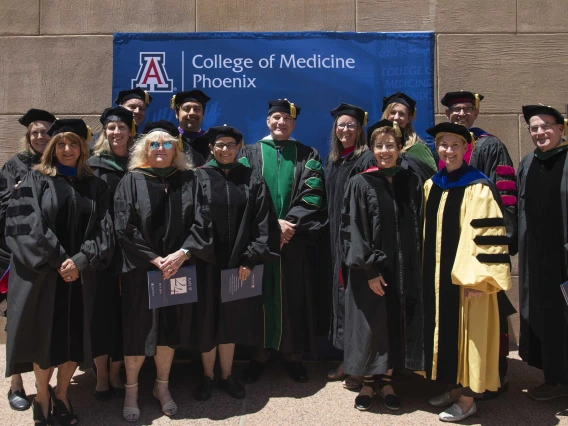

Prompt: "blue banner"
[113,32,434,158]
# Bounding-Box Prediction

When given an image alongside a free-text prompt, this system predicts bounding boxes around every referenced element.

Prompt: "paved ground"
[1,278,568,425]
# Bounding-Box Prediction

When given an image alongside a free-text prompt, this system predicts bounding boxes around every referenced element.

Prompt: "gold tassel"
[475,94,480,111]
[86,126,92,143]
[241,137,245,149]
[363,112,368,127]
[131,120,136,137]
[413,107,417,120]
[284,98,296,118]
[393,122,402,139]
[144,90,150,105]
[564,118,568,137]
[170,95,176,110]
[177,135,183,151]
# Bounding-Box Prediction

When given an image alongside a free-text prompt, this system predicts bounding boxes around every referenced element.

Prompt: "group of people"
[0,86,566,425]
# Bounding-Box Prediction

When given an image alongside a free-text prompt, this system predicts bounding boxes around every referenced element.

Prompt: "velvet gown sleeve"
[285,148,327,243]
[4,172,69,273]
[239,171,281,269]
[71,181,115,272]
[114,173,159,271]
[340,175,386,281]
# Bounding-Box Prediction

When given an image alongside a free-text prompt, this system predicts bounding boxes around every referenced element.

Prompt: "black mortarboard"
[267,99,301,118]
[330,103,368,126]
[440,91,484,110]
[100,106,136,137]
[367,119,402,144]
[47,119,91,141]
[18,109,56,128]
[114,88,152,106]
[426,122,473,144]
[203,125,243,145]
[142,120,183,150]
[170,90,211,110]
[522,104,565,125]
[382,92,417,117]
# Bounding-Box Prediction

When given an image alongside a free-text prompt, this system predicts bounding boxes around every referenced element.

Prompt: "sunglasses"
[149,141,174,150]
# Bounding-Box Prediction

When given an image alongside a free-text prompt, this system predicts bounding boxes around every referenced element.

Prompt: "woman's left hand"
[464,288,484,299]
[159,250,187,280]
[238,266,252,281]
[59,259,79,282]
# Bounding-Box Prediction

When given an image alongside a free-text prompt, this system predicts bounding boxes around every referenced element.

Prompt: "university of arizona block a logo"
[132,52,173,92]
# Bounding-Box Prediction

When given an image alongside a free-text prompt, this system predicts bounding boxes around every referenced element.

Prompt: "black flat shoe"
[220,375,246,399]
[52,395,79,426]
[32,398,53,425]
[93,388,113,401]
[194,376,215,401]
[8,388,31,411]
[285,361,309,383]
[241,360,266,384]
[355,394,373,411]
[110,386,125,399]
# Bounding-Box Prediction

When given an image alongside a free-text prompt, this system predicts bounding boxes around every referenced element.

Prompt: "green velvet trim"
[305,176,324,191]
[305,158,324,174]
[405,142,437,171]
[302,194,322,207]
[534,142,568,161]
[260,140,296,219]
[206,157,250,170]
[99,151,128,172]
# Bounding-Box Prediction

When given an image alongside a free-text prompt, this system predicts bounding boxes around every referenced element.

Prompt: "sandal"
[52,394,79,425]
[354,377,375,411]
[32,398,53,425]
[153,378,177,417]
[327,363,347,381]
[122,382,140,423]
[342,375,363,391]
[378,374,401,411]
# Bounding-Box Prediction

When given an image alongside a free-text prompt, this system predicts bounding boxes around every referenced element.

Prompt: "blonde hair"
[328,116,368,162]
[92,123,135,157]
[33,133,92,178]
[20,121,50,155]
[381,102,421,151]
[370,126,402,149]
[128,131,193,171]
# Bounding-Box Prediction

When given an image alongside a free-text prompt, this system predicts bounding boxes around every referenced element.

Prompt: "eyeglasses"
[149,141,174,150]
[449,107,475,115]
[528,123,557,133]
[214,142,238,150]
[373,143,398,151]
[337,123,357,130]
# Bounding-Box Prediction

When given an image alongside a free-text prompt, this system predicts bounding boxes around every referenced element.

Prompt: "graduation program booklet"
[221,265,263,303]
[147,266,198,309]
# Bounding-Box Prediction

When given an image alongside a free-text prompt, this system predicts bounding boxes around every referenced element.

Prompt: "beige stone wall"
[1,0,565,166]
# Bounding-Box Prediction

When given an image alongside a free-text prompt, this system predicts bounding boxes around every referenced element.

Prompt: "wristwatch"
[181,248,191,260]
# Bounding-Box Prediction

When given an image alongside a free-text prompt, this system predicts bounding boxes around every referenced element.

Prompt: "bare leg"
[123,355,144,421]
[109,359,124,389]
[54,361,79,425]
[154,346,177,416]
[218,343,235,380]
[201,346,217,379]
[94,355,109,391]
[33,363,51,419]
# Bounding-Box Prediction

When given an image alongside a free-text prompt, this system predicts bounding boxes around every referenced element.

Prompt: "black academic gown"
[243,139,327,357]
[87,154,128,360]
[114,167,214,356]
[341,168,425,375]
[182,131,207,166]
[323,149,375,350]
[191,163,280,352]
[5,170,114,375]
[518,147,568,384]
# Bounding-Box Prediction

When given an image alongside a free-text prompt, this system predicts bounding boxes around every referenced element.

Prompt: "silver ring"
[67,276,71,280]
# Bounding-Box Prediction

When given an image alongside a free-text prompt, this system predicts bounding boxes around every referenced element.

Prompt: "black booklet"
[147,266,198,309]
[221,265,263,303]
